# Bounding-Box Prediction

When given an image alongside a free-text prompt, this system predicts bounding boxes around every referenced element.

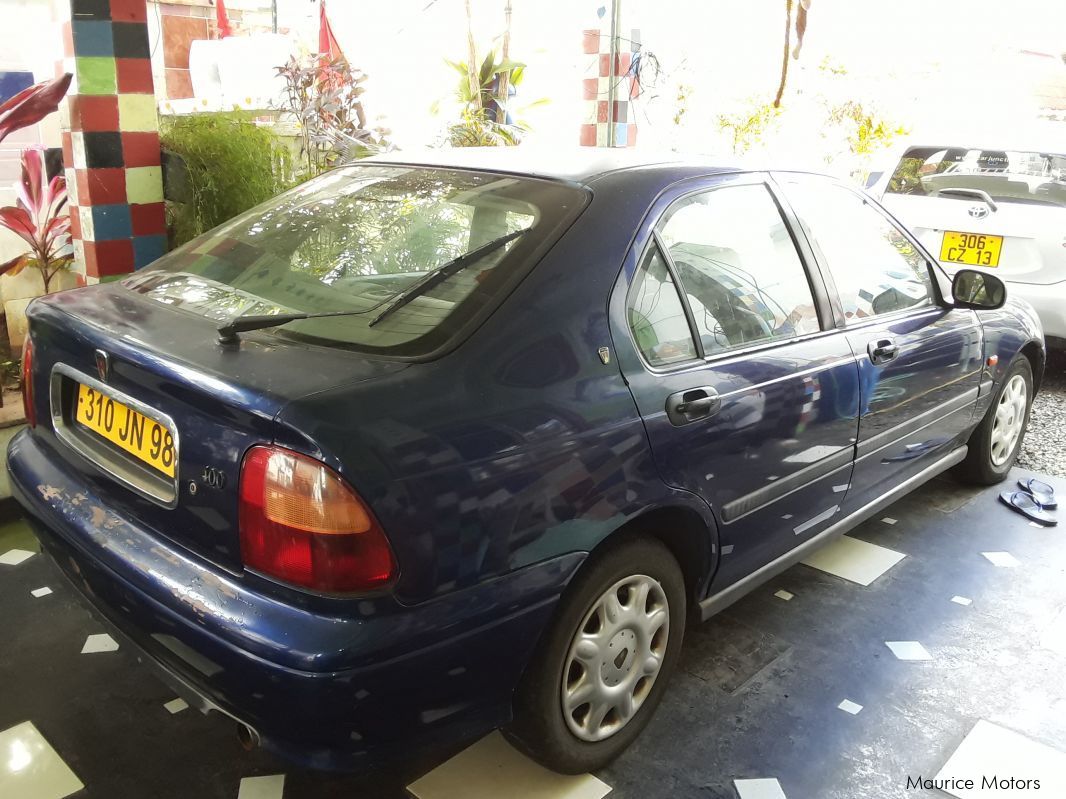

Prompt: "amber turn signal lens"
[239,445,396,592]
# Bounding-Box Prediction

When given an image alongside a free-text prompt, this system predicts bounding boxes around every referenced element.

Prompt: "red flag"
[215,0,233,38]
[319,0,345,62]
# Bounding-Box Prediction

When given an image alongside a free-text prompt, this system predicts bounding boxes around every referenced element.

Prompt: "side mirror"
[952,269,1006,310]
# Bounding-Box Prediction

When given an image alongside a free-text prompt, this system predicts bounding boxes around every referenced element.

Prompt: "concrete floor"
[1,468,1065,798]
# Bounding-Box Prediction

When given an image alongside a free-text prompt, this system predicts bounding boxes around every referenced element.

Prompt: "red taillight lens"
[21,338,35,428]
[238,445,396,593]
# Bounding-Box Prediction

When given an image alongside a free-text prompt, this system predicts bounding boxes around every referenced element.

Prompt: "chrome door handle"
[665,387,721,426]
[868,338,899,365]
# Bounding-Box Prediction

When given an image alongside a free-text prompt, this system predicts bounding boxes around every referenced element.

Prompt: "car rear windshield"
[885,146,1066,208]
[124,165,588,356]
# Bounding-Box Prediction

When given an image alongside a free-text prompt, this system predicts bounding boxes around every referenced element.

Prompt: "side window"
[626,245,698,367]
[657,183,821,355]
[784,180,935,322]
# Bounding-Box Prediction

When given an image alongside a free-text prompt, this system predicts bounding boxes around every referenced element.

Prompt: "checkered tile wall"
[579,22,639,148]
[58,0,165,285]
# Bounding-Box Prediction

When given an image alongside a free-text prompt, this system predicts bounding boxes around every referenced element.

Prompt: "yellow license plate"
[939,231,1003,267]
[75,383,176,477]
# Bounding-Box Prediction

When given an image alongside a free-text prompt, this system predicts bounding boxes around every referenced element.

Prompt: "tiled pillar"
[579,17,639,147]
[58,0,166,285]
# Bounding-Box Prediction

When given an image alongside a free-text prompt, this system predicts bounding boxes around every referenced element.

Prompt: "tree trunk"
[496,0,513,122]
[464,0,481,112]
[773,0,793,108]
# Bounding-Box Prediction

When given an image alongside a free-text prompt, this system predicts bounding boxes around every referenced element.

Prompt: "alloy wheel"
[560,574,669,743]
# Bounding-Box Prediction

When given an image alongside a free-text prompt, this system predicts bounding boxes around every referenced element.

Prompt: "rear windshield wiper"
[217,308,371,344]
[215,227,530,344]
[367,227,530,328]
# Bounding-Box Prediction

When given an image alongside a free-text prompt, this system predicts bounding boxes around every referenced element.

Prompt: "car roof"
[359,146,750,184]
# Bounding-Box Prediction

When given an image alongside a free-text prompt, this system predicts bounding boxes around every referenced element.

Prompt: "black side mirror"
[952,269,1006,310]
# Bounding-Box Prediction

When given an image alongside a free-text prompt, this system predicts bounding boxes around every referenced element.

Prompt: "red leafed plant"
[0,73,72,145]
[0,146,73,293]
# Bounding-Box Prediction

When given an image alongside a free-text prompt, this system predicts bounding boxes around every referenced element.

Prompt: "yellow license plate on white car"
[75,383,176,477]
[940,231,1003,267]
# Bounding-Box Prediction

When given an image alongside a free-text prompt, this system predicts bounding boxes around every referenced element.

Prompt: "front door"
[777,174,983,507]
[611,174,861,591]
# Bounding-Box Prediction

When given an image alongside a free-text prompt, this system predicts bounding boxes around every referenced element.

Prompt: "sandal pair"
[999,478,1058,527]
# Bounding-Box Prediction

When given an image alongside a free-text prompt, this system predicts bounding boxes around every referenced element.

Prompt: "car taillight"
[238,445,396,593]
[21,338,35,428]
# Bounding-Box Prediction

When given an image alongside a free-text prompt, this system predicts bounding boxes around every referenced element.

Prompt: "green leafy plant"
[275,54,390,176]
[717,101,782,155]
[444,50,529,147]
[826,100,907,156]
[160,112,296,246]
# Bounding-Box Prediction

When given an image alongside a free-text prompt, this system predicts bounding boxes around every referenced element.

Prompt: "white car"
[869,143,1066,349]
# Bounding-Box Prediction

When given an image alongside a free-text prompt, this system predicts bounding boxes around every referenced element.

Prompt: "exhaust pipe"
[236,722,260,751]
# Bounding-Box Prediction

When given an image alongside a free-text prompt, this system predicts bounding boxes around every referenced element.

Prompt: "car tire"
[505,536,686,775]
[959,354,1033,485]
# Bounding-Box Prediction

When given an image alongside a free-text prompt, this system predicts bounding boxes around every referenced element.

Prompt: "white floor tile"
[237,774,285,799]
[801,535,906,586]
[735,777,788,799]
[164,698,188,715]
[885,641,933,661]
[935,720,1066,797]
[0,721,83,799]
[952,596,973,606]
[838,699,863,715]
[0,549,35,566]
[407,732,611,799]
[1040,608,1066,656]
[80,633,119,654]
[30,587,53,598]
[982,551,1021,568]
[774,590,794,601]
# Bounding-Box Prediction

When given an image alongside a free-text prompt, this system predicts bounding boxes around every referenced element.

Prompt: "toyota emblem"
[968,205,990,220]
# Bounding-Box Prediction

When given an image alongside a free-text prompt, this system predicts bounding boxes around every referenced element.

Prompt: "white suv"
[869,144,1066,349]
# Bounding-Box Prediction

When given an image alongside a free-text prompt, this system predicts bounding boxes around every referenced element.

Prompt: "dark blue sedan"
[8,149,1045,774]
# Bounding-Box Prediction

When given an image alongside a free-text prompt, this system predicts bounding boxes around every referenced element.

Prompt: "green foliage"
[672,83,692,128]
[160,112,296,246]
[444,50,530,147]
[826,100,907,156]
[717,101,782,155]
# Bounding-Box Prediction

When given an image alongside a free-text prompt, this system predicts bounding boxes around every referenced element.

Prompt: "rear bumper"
[8,429,581,770]
[1004,279,1066,342]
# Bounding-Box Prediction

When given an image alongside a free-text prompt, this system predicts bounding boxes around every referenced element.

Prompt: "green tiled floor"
[0,517,39,553]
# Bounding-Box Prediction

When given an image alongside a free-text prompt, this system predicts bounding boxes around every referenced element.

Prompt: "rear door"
[611,173,861,591]
[878,146,1066,285]
[777,173,984,507]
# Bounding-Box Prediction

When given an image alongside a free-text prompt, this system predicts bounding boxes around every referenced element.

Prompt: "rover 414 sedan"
[8,150,1045,774]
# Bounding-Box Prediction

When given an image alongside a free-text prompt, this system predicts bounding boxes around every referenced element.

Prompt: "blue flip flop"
[1000,491,1058,526]
[1018,478,1057,509]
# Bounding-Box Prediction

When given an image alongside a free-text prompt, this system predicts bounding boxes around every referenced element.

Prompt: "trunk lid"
[882,193,1066,285]
[27,282,407,573]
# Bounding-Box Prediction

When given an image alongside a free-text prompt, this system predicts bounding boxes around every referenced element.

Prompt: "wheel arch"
[589,504,719,609]
[1020,339,1045,393]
